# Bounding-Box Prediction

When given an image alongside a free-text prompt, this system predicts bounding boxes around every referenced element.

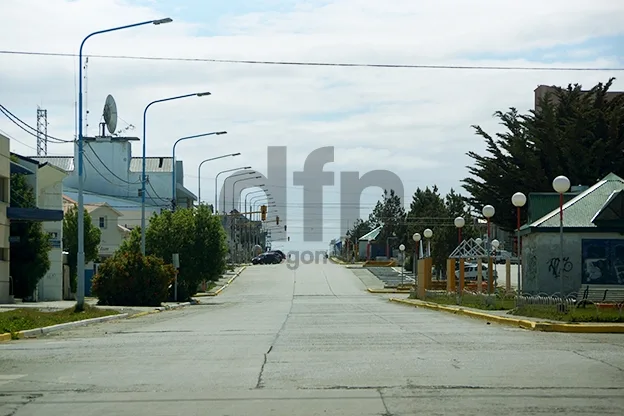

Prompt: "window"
[99,216,107,229]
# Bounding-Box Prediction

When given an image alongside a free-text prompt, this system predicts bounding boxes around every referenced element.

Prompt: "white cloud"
[1,0,624,245]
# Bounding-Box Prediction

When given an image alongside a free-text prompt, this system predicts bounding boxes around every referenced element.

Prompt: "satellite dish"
[103,95,118,135]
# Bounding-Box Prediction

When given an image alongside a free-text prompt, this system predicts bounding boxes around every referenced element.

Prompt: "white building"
[31,135,197,213]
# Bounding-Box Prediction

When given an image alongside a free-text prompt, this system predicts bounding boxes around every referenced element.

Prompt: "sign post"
[172,253,180,302]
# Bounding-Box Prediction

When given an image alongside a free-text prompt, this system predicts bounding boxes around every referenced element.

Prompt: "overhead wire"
[0,49,622,71]
[0,104,73,143]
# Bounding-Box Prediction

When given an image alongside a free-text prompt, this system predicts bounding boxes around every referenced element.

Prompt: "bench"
[577,286,624,311]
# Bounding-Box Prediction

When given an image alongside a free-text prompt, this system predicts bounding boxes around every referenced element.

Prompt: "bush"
[92,251,175,307]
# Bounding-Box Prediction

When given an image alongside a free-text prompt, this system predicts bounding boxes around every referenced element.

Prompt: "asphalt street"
[1,261,624,415]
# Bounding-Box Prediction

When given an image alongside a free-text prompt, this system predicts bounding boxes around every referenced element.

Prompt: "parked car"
[268,250,286,261]
[491,249,518,264]
[252,252,282,265]
[455,262,498,282]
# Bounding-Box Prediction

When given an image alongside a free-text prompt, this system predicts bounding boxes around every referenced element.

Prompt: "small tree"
[62,206,101,293]
[9,172,51,299]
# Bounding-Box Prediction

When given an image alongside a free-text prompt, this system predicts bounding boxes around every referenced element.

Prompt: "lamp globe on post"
[454,216,465,244]
[423,228,433,258]
[475,237,482,245]
[398,244,406,283]
[412,233,421,275]
[511,192,527,294]
[552,175,570,305]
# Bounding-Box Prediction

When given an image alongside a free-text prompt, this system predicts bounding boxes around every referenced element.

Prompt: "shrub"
[92,251,175,307]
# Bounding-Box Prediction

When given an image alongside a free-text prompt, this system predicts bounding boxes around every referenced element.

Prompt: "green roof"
[527,193,577,224]
[530,173,624,228]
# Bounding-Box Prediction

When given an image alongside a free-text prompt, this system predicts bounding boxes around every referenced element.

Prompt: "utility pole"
[36,107,48,156]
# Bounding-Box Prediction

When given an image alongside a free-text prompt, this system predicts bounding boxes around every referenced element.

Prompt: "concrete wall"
[522,231,624,295]
[0,134,10,303]
[36,164,66,301]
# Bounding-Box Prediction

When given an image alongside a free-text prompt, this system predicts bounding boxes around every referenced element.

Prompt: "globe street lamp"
[553,175,571,304]
[475,237,482,245]
[423,228,433,257]
[399,244,406,284]
[454,216,465,243]
[512,192,527,294]
[76,17,173,309]
[412,232,421,278]
[482,205,495,294]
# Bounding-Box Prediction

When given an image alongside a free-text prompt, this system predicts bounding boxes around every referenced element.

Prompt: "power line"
[0,49,622,71]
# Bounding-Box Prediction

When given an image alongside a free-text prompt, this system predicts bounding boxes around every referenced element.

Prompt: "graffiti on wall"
[581,239,624,285]
[546,256,573,279]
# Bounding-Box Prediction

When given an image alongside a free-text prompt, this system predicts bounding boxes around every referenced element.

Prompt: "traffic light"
[260,205,267,221]
[276,216,280,225]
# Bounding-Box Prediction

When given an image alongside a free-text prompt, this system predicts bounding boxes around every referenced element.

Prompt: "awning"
[7,207,64,222]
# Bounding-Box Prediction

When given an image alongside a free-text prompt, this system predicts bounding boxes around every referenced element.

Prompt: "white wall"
[522,231,624,295]
[36,165,66,301]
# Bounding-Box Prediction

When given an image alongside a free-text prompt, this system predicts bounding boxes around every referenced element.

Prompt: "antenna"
[84,57,89,136]
[102,95,118,136]
[36,107,48,156]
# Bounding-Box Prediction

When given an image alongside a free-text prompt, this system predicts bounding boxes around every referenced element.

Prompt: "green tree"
[9,172,51,299]
[120,206,228,301]
[462,78,624,231]
[368,189,407,250]
[62,206,101,293]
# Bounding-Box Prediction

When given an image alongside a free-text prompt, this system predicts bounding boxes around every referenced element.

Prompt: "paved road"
[1,262,624,415]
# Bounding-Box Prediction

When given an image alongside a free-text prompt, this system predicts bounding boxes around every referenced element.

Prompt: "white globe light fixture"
[491,239,500,250]
[423,228,433,239]
[412,233,421,242]
[399,244,405,251]
[454,217,465,228]
[511,192,527,208]
[482,205,495,219]
[475,238,483,245]
[552,175,571,194]
[423,228,433,258]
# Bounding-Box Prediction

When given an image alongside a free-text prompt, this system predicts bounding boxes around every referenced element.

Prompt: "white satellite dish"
[103,95,118,135]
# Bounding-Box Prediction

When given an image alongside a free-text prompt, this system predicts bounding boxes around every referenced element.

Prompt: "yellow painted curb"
[367,288,411,294]
[204,266,247,297]
[0,332,12,343]
[388,298,624,333]
[127,310,161,319]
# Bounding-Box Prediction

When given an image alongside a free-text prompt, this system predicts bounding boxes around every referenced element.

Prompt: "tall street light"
[553,175,570,305]
[222,172,256,213]
[482,205,495,294]
[244,188,267,215]
[232,177,263,210]
[141,91,211,254]
[423,228,433,257]
[76,17,172,310]
[412,232,421,279]
[214,166,251,213]
[171,131,227,209]
[454,216,465,244]
[512,192,527,295]
[197,154,241,206]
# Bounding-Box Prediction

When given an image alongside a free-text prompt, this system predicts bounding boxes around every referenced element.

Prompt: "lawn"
[412,292,516,311]
[510,304,624,323]
[0,304,120,336]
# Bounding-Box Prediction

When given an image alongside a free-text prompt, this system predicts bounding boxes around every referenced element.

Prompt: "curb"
[1,313,129,342]
[367,288,412,294]
[203,266,247,297]
[388,297,624,333]
[330,257,347,265]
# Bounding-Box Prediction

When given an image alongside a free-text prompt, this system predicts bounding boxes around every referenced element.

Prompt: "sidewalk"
[193,265,246,297]
[389,296,624,333]
[0,297,191,315]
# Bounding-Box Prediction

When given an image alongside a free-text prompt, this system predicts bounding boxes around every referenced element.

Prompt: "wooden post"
[417,258,427,300]
[447,258,456,292]
[477,258,483,293]
[505,258,512,291]
[488,257,494,294]
[459,258,465,293]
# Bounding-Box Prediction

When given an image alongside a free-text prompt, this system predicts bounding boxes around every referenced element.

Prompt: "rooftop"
[28,156,175,173]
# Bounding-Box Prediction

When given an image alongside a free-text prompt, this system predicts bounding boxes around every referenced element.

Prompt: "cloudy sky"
[1,0,623,252]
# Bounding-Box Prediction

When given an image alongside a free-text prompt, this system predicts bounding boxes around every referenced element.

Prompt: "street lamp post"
[454,216,465,243]
[482,205,495,294]
[412,233,421,279]
[140,91,211,255]
[512,192,527,294]
[553,175,571,306]
[222,172,256,213]
[197,154,241,206]
[423,228,433,257]
[171,131,227,209]
[76,17,173,309]
[213,166,252,213]
[399,244,406,285]
[231,176,262,263]
[232,177,262,211]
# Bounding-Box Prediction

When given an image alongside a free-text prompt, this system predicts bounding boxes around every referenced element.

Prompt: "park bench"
[576,285,624,312]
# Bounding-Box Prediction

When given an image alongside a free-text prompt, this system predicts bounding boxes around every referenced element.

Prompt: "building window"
[0,178,7,203]
[99,216,107,229]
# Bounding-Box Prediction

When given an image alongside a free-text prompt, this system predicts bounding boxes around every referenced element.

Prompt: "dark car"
[268,250,286,261]
[252,252,282,265]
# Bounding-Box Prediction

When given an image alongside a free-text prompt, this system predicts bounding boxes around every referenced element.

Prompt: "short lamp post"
[454,216,465,243]
[482,205,495,294]
[412,232,421,278]
[367,238,372,261]
[491,239,500,288]
[553,175,571,305]
[475,237,482,246]
[423,228,433,258]
[399,244,406,284]
[512,192,527,294]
